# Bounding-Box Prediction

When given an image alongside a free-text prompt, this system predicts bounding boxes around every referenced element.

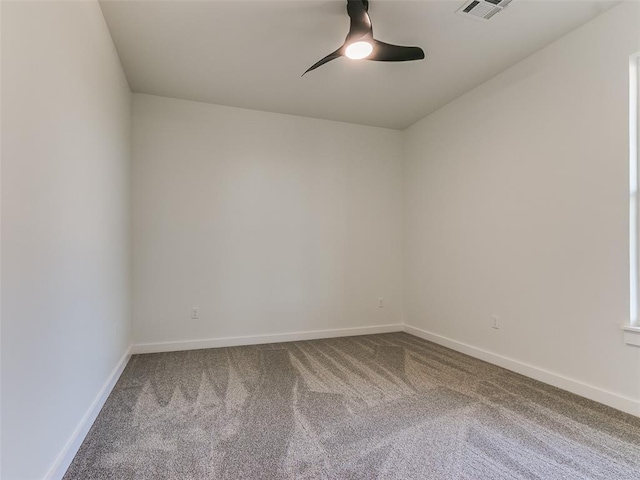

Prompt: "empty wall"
[404,1,640,414]
[132,94,403,347]
[1,2,131,478]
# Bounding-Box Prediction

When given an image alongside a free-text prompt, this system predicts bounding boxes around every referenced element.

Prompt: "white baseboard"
[131,324,404,354]
[403,324,640,418]
[45,347,132,480]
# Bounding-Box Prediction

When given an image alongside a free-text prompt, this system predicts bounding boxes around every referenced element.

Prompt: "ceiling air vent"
[457,0,512,21]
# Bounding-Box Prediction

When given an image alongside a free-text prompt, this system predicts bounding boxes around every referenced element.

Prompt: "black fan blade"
[302,48,343,76]
[369,40,425,62]
[302,0,425,75]
[346,0,372,41]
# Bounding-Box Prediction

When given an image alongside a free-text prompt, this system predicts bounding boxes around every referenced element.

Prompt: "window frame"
[629,53,639,328]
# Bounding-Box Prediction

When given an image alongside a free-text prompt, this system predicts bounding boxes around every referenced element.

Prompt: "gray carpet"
[64,332,640,479]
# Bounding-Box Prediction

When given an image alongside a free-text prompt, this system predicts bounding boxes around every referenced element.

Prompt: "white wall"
[132,94,403,346]
[4,3,639,478]
[404,0,640,412]
[1,2,131,478]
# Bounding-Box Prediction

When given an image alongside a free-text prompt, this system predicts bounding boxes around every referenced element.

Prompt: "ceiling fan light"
[345,41,373,60]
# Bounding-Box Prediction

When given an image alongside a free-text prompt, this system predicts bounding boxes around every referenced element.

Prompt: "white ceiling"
[100,0,619,129]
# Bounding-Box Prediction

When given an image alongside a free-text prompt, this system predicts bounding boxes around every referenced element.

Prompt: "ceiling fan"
[303,0,425,76]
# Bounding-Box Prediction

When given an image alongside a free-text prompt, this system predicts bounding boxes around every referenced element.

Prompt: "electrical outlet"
[378,298,384,308]
[191,307,200,320]
[491,315,500,329]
